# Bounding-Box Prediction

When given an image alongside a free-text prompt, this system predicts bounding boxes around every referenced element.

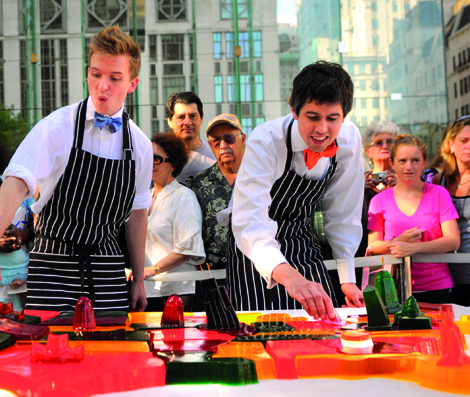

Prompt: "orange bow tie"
[303,141,338,170]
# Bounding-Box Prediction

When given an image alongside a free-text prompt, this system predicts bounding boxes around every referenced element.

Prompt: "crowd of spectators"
[2,88,470,310]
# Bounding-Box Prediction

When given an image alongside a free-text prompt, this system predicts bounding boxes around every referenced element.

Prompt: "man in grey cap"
[188,114,246,270]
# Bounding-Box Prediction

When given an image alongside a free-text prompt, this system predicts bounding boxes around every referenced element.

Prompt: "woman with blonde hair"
[433,115,470,306]
[368,134,459,304]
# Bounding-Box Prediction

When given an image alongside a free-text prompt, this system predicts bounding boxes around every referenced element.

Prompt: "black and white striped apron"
[226,120,338,311]
[26,98,136,312]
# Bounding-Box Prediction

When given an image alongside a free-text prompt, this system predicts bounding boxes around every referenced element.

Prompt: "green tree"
[0,104,28,173]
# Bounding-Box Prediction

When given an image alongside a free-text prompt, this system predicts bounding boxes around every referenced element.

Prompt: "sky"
[277,0,297,26]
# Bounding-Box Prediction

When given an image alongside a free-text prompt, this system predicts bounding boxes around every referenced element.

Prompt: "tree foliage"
[0,104,29,173]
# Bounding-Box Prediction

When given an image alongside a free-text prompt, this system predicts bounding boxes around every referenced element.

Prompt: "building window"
[456,109,459,119]
[361,98,367,108]
[40,39,69,117]
[156,0,187,21]
[163,77,185,102]
[240,75,250,102]
[162,34,184,61]
[59,39,68,107]
[241,117,252,134]
[373,98,379,109]
[226,31,261,59]
[220,0,247,20]
[227,75,236,102]
[40,39,56,117]
[40,0,66,32]
[455,82,458,98]
[150,77,158,134]
[213,33,222,59]
[214,75,223,103]
[86,0,128,30]
[125,92,135,120]
[253,31,262,57]
[360,80,366,90]
[149,35,157,62]
[255,74,263,101]
[20,41,27,117]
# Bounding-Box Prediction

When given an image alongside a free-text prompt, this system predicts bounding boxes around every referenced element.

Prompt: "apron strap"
[35,234,98,303]
[73,97,89,150]
[122,111,133,161]
[282,119,295,175]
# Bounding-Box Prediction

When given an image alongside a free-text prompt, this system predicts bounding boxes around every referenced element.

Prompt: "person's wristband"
[153,265,160,276]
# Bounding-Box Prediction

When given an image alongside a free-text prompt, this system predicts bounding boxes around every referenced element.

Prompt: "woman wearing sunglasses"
[143,131,205,312]
[368,135,459,304]
[355,121,399,257]
[433,115,470,306]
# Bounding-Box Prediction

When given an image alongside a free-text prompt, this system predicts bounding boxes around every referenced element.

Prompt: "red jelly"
[73,297,96,331]
[0,302,13,315]
[31,334,85,363]
[161,295,184,328]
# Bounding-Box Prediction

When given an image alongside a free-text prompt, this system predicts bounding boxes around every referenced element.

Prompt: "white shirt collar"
[85,97,125,132]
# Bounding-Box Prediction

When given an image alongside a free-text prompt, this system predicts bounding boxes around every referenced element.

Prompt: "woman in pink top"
[368,135,460,303]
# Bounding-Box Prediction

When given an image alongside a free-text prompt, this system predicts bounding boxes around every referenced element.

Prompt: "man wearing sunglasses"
[227,61,365,320]
[166,92,215,182]
[188,114,246,272]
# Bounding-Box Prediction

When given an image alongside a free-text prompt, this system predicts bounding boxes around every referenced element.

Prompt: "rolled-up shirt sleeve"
[3,118,70,200]
[232,128,287,288]
[131,136,153,211]
[173,189,205,264]
[322,122,364,284]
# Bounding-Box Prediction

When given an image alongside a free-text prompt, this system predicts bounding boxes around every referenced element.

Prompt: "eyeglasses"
[208,133,242,148]
[451,115,470,129]
[371,139,394,148]
[153,154,171,165]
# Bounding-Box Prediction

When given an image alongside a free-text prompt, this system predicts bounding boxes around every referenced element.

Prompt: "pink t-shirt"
[368,183,458,292]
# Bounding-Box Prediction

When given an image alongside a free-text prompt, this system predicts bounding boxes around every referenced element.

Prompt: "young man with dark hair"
[0,26,151,312]
[227,61,364,319]
[166,92,216,182]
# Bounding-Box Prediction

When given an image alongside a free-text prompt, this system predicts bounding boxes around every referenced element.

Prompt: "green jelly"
[0,332,14,351]
[232,334,338,347]
[363,285,392,331]
[156,352,258,385]
[250,321,296,333]
[376,270,402,314]
[393,296,432,330]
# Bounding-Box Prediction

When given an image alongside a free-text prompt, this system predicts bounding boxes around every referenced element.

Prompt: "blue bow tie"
[93,111,122,134]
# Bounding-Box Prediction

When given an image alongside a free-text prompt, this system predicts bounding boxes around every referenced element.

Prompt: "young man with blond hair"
[0,26,151,312]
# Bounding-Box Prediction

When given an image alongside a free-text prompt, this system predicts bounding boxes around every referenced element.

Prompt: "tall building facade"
[446,0,470,120]
[0,0,281,136]
[296,0,448,155]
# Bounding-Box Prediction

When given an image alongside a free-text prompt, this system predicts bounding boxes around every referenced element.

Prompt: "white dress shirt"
[3,97,153,214]
[232,114,364,287]
[144,180,205,297]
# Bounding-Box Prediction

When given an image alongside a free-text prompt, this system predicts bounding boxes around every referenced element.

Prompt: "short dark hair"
[151,131,189,178]
[289,60,354,117]
[166,92,204,120]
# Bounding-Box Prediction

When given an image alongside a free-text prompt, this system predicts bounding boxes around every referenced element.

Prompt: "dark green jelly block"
[232,334,338,347]
[376,270,402,314]
[0,332,14,351]
[156,352,258,385]
[364,285,392,331]
[393,296,432,330]
[251,322,296,333]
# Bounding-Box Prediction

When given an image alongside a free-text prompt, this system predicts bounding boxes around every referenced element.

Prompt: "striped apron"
[26,98,136,312]
[226,120,338,311]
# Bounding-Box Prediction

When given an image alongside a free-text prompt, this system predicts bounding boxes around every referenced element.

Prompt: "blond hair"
[88,26,141,79]
[390,134,427,162]
[441,117,470,184]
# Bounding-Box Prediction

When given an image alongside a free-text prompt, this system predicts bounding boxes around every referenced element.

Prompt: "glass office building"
[0,0,451,155]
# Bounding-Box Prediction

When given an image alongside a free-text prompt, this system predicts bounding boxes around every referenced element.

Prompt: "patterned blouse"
[187,163,234,269]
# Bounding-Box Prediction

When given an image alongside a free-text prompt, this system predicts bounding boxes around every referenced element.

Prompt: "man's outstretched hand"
[341,282,364,307]
[273,263,336,320]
